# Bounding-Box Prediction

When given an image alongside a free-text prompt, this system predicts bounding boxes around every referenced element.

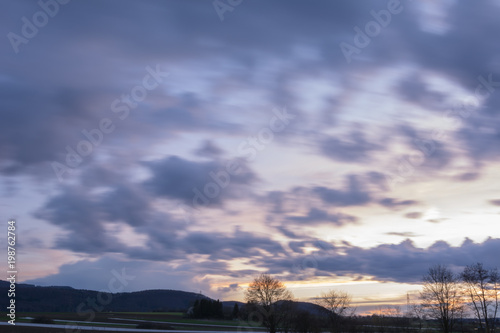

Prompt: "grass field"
[0,311,267,332]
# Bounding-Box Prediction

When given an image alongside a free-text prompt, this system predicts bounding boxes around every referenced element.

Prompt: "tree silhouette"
[461,262,499,333]
[245,273,293,333]
[420,264,462,333]
[314,289,354,333]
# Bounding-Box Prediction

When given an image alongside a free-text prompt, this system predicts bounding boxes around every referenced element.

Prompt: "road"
[0,321,264,332]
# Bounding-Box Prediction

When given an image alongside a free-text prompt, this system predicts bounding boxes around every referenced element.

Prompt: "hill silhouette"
[0,280,328,316]
[0,280,210,312]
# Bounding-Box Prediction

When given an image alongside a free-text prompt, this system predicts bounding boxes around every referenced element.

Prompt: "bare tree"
[406,292,428,331]
[420,264,462,333]
[461,263,499,333]
[245,273,293,333]
[408,302,427,331]
[315,290,354,333]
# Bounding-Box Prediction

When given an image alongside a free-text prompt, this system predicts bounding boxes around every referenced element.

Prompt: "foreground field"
[0,312,266,332]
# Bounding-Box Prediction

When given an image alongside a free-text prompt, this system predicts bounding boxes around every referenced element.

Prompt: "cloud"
[405,212,423,219]
[489,199,500,206]
[398,125,454,170]
[33,172,186,256]
[379,198,419,209]
[396,74,446,110]
[426,218,448,223]
[24,255,211,294]
[217,283,241,293]
[33,187,124,253]
[386,232,419,237]
[0,84,105,175]
[5,0,500,295]
[266,191,287,214]
[458,114,500,164]
[127,226,286,263]
[275,226,303,239]
[183,228,286,261]
[194,140,224,158]
[319,131,381,163]
[314,175,371,207]
[143,155,257,207]
[100,184,153,227]
[286,207,358,226]
[455,172,480,182]
[261,237,500,283]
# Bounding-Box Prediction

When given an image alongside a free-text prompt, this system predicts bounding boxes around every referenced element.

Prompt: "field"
[0,311,266,332]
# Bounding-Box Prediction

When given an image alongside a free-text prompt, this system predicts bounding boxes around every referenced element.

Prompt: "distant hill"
[0,280,210,312]
[293,301,329,317]
[221,300,245,310]
[0,281,327,316]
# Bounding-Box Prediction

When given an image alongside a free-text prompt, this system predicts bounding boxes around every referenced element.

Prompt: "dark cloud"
[144,155,257,207]
[390,1,500,167]
[263,187,314,217]
[194,140,224,158]
[386,232,419,237]
[196,228,285,261]
[314,175,371,207]
[4,0,500,293]
[405,212,423,219]
[123,227,286,263]
[33,171,187,256]
[426,218,448,224]
[398,125,454,170]
[261,237,500,283]
[267,191,287,214]
[217,283,240,293]
[275,226,302,239]
[34,178,286,264]
[286,207,358,226]
[396,74,445,110]
[403,1,500,89]
[33,187,124,253]
[364,171,392,191]
[0,78,238,179]
[319,131,381,163]
[458,114,500,163]
[0,84,104,175]
[455,172,480,182]
[489,199,500,206]
[24,255,211,294]
[100,184,152,227]
[379,198,419,209]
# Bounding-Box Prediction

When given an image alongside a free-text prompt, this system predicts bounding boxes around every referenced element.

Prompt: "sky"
[1,0,500,314]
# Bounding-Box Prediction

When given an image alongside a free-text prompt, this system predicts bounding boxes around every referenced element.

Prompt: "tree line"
[419,262,499,333]
[190,298,224,318]
[220,263,499,333]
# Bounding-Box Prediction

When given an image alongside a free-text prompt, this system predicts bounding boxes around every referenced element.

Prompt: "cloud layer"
[1,0,500,301]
